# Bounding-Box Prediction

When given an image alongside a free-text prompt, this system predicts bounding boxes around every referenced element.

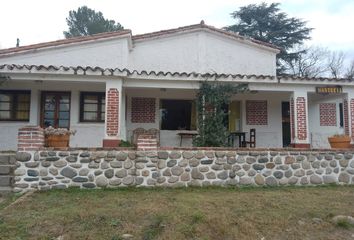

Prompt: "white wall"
[233,92,290,148]
[0,80,105,150]
[308,93,345,148]
[125,88,197,147]
[125,88,287,148]
[0,38,130,68]
[129,31,276,75]
[0,29,276,77]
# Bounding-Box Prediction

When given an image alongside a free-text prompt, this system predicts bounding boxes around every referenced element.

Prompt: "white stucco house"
[0,22,353,150]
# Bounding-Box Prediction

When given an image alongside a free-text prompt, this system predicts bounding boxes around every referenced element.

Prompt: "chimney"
[16,38,20,47]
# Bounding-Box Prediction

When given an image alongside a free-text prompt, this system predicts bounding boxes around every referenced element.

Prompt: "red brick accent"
[246,100,267,125]
[291,143,310,149]
[351,99,354,140]
[290,98,295,141]
[102,139,121,148]
[344,98,349,135]
[137,134,158,151]
[18,126,45,151]
[296,97,307,141]
[319,103,336,126]
[131,97,156,123]
[106,88,119,136]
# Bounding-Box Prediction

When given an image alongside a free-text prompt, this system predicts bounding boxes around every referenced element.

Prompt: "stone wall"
[13,150,354,193]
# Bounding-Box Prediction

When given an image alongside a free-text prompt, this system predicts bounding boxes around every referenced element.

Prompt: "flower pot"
[328,136,351,149]
[46,134,70,147]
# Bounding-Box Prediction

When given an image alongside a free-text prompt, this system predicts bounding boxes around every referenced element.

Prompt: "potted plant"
[328,134,351,149]
[44,126,76,147]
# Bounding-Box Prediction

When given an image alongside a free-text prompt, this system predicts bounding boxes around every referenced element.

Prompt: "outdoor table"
[177,131,199,146]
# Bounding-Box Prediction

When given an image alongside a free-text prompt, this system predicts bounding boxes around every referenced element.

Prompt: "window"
[160,99,195,130]
[0,90,30,121]
[80,92,105,122]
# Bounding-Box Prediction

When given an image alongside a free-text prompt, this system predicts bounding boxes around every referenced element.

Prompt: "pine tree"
[225,2,313,74]
[64,6,124,38]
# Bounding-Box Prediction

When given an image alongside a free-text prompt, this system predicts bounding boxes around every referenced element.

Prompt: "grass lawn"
[1,186,354,240]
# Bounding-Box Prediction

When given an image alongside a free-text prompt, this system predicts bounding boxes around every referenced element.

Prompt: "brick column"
[343,97,350,136]
[103,79,123,148]
[348,98,354,141]
[290,92,310,148]
[18,126,45,151]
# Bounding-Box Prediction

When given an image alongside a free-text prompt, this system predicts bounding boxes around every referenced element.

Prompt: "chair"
[131,128,146,145]
[147,128,160,146]
[243,128,256,148]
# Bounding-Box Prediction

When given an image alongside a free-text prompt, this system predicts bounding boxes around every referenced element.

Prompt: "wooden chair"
[147,128,160,146]
[131,128,146,145]
[243,128,256,148]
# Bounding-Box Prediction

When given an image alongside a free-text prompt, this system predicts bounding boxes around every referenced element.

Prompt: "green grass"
[1,186,354,239]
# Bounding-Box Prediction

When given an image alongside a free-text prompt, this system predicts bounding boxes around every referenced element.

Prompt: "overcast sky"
[1,0,353,63]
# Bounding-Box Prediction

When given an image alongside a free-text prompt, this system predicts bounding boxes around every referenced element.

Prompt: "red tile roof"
[0,30,132,56]
[0,22,280,57]
[1,64,351,83]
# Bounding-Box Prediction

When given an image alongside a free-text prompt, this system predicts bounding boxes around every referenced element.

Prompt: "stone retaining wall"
[13,150,354,193]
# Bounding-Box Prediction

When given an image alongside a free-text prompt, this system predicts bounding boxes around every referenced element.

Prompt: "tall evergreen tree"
[225,2,313,74]
[64,6,124,38]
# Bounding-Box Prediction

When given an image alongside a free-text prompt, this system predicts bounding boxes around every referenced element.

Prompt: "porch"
[1,65,354,151]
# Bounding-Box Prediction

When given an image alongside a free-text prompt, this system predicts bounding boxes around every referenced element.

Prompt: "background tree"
[327,51,345,78]
[285,45,329,77]
[64,6,123,38]
[345,59,354,80]
[225,2,313,74]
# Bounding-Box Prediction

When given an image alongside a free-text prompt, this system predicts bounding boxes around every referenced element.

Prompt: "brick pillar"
[18,126,45,151]
[350,99,354,142]
[343,98,350,136]
[103,88,120,148]
[290,93,310,148]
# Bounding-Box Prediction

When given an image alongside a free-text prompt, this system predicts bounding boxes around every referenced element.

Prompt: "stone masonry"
[0,154,16,194]
[12,149,354,193]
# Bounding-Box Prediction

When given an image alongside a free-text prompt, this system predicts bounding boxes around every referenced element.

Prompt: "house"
[0,22,353,151]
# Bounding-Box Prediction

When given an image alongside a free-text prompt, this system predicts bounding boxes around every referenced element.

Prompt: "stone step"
[138,135,156,139]
[0,155,16,165]
[137,138,157,141]
[0,186,13,195]
[137,140,158,144]
[137,143,158,147]
[0,176,14,187]
[138,147,158,151]
[0,165,16,175]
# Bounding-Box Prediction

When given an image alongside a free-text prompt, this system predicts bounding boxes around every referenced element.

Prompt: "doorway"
[41,92,71,128]
[282,101,291,147]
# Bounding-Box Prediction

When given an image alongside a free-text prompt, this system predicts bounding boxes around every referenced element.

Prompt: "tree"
[193,81,248,147]
[286,45,329,77]
[64,6,124,38]
[345,59,354,80]
[327,51,345,78]
[225,2,313,74]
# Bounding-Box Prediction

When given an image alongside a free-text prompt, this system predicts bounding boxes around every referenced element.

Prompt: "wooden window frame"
[40,91,71,128]
[80,92,105,123]
[0,90,30,122]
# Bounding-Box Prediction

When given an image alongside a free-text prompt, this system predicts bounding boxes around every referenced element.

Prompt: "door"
[282,101,291,147]
[229,101,241,132]
[41,92,71,128]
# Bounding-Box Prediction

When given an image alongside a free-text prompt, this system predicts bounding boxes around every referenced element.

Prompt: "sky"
[0,0,353,64]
